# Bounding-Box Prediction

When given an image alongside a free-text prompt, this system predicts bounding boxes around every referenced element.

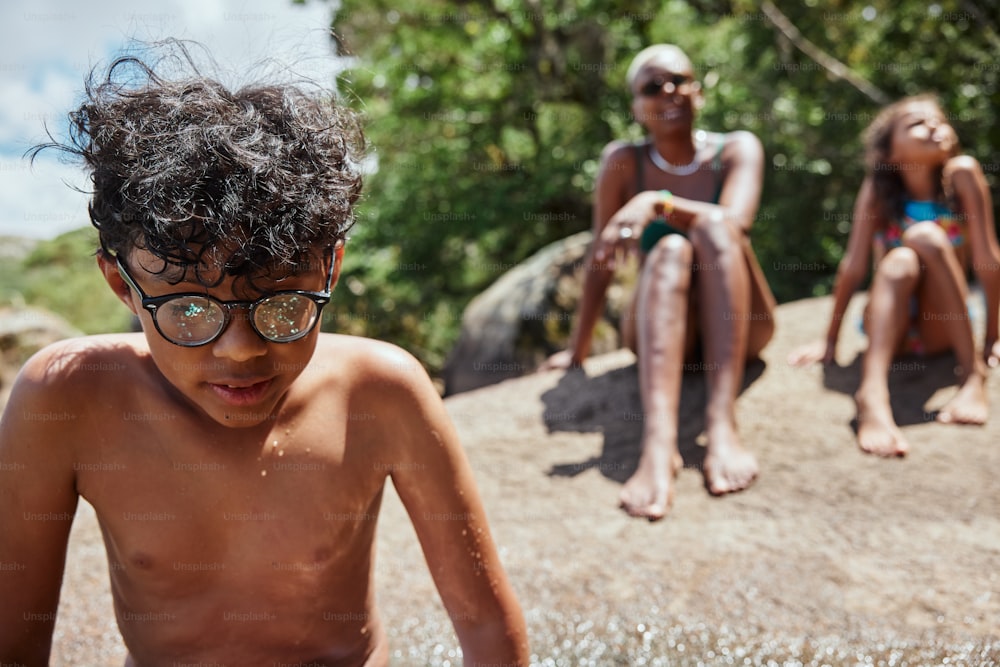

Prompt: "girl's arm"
[947,155,1000,365]
[789,177,880,365]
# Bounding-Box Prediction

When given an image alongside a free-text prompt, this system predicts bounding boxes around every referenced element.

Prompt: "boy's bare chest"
[77,414,388,602]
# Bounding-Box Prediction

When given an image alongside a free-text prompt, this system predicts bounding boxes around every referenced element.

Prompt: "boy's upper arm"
[0,348,80,658]
[371,347,517,626]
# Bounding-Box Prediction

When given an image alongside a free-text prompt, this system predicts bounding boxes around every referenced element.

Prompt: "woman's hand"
[788,339,836,367]
[592,192,660,269]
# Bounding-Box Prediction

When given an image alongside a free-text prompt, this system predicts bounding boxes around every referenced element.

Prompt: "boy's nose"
[211,314,268,362]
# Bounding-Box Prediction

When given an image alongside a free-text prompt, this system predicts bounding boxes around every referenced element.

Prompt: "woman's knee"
[641,234,694,292]
[687,211,740,255]
[646,232,694,264]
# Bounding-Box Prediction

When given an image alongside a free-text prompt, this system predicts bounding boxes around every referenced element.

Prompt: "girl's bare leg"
[688,216,759,494]
[619,234,691,520]
[856,247,920,456]
[903,222,988,424]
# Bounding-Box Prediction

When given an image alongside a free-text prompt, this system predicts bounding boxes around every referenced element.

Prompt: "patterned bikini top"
[874,199,963,250]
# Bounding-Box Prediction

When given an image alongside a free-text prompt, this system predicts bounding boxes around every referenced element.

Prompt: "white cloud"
[0,0,339,239]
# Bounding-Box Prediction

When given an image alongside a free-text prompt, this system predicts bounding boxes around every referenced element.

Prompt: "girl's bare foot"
[938,372,989,425]
[619,439,683,521]
[855,388,909,457]
[702,421,758,495]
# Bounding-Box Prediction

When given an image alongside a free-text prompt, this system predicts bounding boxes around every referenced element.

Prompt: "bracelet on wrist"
[657,189,674,219]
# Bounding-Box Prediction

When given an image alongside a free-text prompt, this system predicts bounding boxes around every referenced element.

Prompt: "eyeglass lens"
[156,294,319,344]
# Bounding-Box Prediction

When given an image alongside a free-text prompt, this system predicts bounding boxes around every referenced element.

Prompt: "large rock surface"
[45,294,1000,665]
[442,231,637,395]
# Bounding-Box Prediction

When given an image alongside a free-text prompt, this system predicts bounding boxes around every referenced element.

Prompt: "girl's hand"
[537,349,580,373]
[788,339,836,367]
[985,339,1000,369]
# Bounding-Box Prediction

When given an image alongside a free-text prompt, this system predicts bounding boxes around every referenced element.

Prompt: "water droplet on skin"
[272,440,279,447]
[278,450,284,457]
[261,470,267,477]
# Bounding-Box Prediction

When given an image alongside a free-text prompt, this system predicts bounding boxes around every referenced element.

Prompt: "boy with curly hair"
[0,45,528,666]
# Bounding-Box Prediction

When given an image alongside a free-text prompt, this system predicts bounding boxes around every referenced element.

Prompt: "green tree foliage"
[0,227,134,334]
[321,0,999,372]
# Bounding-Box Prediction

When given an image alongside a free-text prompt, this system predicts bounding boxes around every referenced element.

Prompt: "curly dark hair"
[31,41,365,286]
[863,94,956,224]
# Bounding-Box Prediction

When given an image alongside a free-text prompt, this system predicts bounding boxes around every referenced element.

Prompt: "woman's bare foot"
[702,421,758,495]
[619,438,683,521]
[855,388,909,457]
[938,372,989,425]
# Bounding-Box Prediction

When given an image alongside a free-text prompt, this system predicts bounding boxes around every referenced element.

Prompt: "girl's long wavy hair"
[30,40,365,287]
[862,94,958,225]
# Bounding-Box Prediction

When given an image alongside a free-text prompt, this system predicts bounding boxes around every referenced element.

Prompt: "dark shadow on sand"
[539,359,766,484]
[820,350,962,428]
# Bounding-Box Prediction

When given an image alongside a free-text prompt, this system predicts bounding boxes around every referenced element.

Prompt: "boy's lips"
[207,378,274,406]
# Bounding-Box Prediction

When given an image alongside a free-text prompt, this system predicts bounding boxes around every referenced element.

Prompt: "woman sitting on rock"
[542,44,776,520]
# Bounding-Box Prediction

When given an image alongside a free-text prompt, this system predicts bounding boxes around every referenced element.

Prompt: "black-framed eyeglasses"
[117,253,335,347]
[637,73,693,97]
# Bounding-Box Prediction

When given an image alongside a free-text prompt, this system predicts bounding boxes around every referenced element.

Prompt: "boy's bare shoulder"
[307,334,442,444]
[311,333,433,392]
[15,333,150,390]
[2,334,150,461]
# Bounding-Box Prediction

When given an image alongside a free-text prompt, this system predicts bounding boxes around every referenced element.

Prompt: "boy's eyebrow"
[132,260,326,298]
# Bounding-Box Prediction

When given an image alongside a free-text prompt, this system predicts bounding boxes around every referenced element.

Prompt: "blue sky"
[0,0,339,239]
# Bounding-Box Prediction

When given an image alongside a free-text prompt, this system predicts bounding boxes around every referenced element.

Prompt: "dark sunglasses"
[637,73,693,97]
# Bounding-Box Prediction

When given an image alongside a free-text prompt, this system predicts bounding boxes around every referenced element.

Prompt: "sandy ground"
[49,294,1000,665]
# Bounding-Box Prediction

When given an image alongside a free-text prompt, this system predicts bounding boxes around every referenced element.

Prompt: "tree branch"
[760,0,890,105]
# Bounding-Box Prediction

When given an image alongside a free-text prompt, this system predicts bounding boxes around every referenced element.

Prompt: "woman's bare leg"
[619,235,691,520]
[856,247,920,456]
[903,222,988,424]
[688,215,759,494]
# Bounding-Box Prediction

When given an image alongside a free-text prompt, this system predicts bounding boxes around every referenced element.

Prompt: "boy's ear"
[97,253,139,315]
[330,241,345,289]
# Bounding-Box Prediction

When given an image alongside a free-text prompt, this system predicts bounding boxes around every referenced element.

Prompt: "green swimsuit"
[635,137,725,253]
